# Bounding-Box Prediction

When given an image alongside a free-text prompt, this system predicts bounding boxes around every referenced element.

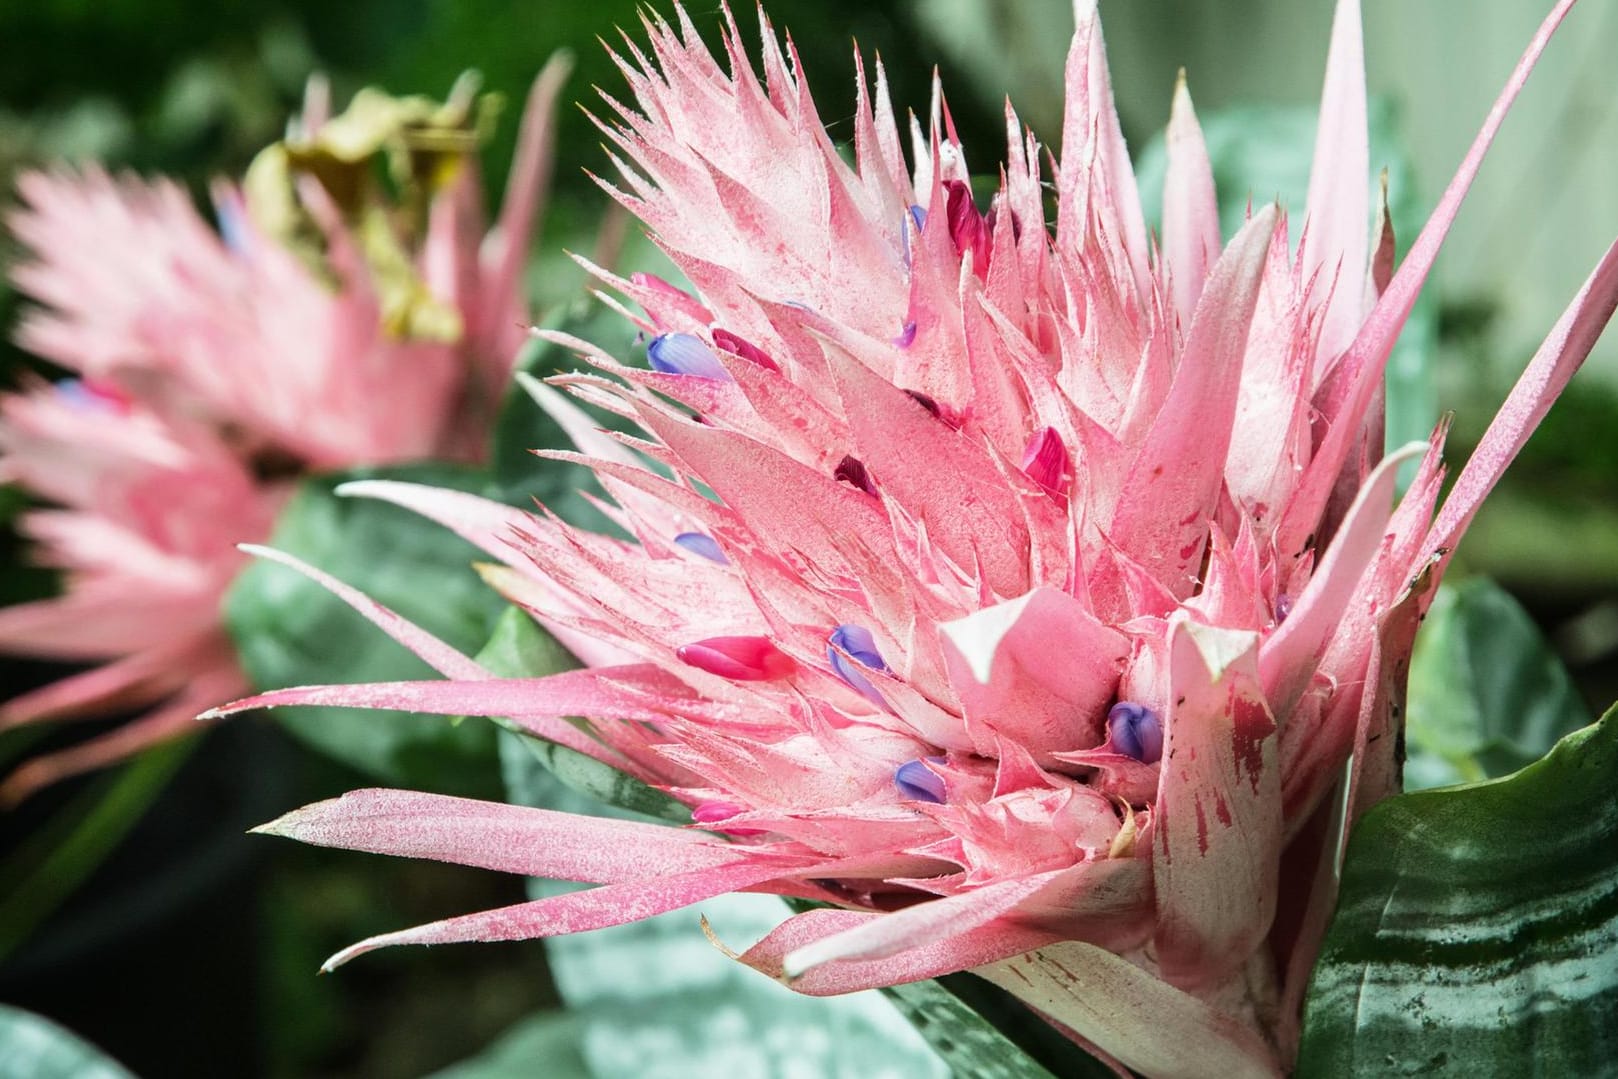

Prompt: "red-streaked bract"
[219,2,1618,1073]
[0,59,570,806]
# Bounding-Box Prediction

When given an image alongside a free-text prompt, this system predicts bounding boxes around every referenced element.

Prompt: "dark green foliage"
[1298,706,1618,1077]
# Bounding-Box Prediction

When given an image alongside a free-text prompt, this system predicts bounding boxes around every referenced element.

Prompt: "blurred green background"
[1,1,1615,1076]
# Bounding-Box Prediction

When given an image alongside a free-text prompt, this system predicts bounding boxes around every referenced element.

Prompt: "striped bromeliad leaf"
[1296,703,1618,1075]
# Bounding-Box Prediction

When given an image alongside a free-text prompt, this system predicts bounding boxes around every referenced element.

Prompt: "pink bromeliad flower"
[213,2,1617,1073]
[0,61,568,805]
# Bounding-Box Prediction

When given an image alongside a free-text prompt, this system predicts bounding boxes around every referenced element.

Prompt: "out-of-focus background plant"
[1,1,1614,1076]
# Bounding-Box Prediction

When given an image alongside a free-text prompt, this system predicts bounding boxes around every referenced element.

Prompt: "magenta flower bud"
[673,532,727,564]
[894,320,918,348]
[894,758,947,804]
[677,636,793,680]
[648,333,732,380]
[834,454,877,495]
[1107,701,1164,764]
[944,179,990,277]
[945,180,979,249]
[711,328,780,373]
[1021,427,1071,500]
[692,800,766,836]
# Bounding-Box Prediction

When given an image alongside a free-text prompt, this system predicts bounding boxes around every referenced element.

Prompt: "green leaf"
[880,978,1067,1079]
[223,462,507,797]
[499,727,688,825]
[427,1011,591,1079]
[0,1006,133,1079]
[472,603,578,680]
[476,606,688,824]
[1296,705,1618,1076]
[1405,577,1592,789]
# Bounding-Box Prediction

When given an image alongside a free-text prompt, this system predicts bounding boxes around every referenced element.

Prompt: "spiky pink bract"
[0,60,570,805]
[226,2,1618,1073]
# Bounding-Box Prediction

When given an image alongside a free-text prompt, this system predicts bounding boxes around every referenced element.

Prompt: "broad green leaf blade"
[500,731,688,825]
[880,978,1066,1079]
[0,1006,133,1079]
[1296,705,1618,1077]
[223,463,506,797]
[428,1011,591,1079]
[472,603,577,681]
[1405,577,1592,789]
[476,606,688,823]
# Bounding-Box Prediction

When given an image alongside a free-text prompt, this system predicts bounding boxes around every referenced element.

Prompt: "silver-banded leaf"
[0,1006,133,1079]
[427,1010,591,1079]
[1405,577,1592,789]
[475,606,688,824]
[1296,704,1618,1076]
[881,979,1066,1079]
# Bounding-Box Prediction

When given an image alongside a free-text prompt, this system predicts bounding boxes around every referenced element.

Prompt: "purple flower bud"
[834,455,877,495]
[54,378,131,415]
[1107,701,1163,764]
[903,205,929,266]
[828,624,888,705]
[673,532,727,564]
[1275,593,1294,623]
[894,757,947,804]
[1021,427,1070,500]
[647,333,732,380]
[710,328,780,373]
[213,189,252,257]
[894,321,918,348]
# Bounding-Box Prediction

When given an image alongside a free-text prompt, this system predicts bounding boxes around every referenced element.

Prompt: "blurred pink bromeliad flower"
[0,60,569,805]
[215,2,1617,1074]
